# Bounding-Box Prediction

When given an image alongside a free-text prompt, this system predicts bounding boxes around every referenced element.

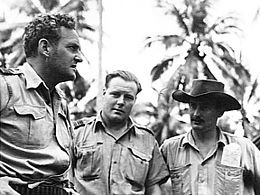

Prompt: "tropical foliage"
[145,0,259,144]
[0,0,97,119]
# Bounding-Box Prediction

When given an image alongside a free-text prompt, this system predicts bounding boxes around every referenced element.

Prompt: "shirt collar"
[19,63,45,89]
[94,111,135,134]
[182,127,227,147]
[19,63,64,101]
[217,127,228,146]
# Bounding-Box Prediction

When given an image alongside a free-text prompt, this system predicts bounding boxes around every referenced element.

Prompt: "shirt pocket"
[13,104,52,148]
[215,163,243,195]
[124,147,152,188]
[75,143,102,181]
[170,164,191,195]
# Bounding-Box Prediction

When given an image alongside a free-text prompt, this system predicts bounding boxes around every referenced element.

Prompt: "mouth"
[191,118,204,124]
[71,65,77,69]
[112,108,124,114]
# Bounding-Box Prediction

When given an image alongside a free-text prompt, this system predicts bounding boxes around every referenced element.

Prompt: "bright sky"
[1,0,260,106]
[98,0,260,104]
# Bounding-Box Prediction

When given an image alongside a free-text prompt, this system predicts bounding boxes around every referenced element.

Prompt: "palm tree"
[145,0,252,144]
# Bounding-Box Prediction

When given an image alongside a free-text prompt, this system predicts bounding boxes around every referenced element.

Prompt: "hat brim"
[172,90,241,111]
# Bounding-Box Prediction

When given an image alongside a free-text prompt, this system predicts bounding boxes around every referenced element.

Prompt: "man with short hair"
[72,70,169,195]
[160,79,260,195]
[0,13,83,195]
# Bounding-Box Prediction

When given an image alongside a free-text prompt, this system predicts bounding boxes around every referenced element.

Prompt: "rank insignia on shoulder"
[0,67,22,75]
[73,117,94,130]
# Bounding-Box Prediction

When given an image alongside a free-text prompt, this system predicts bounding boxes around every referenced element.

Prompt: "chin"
[111,116,125,124]
[66,73,76,81]
[192,125,203,131]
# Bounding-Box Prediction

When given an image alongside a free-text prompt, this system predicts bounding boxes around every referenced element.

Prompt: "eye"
[68,45,80,52]
[110,92,120,98]
[125,95,134,101]
[189,102,196,109]
[69,46,76,50]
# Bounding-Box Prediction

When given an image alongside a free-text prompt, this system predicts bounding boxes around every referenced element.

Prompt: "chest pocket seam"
[14,104,46,119]
[76,143,102,180]
[124,147,152,188]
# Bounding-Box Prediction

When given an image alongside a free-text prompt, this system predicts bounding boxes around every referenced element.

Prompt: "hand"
[0,176,26,195]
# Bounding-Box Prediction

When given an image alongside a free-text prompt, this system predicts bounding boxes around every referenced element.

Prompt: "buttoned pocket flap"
[129,147,152,162]
[125,148,152,187]
[14,105,46,119]
[76,143,102,180]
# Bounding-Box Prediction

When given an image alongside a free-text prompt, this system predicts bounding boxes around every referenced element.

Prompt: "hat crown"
[190,79,224,96]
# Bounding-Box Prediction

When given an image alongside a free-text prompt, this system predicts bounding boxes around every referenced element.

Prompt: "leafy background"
[0,0,259,150]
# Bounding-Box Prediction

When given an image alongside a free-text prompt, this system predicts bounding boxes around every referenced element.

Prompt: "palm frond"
[206,16,238,34]
[211,57,245,100]
[170,5,190,36]
[150,58,174,82]
[248,78,258,102]
[144,35,187,49]
[212,42,235,57]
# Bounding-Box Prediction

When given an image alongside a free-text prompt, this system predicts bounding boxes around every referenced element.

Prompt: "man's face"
[189,101,222,133]
[102,77,138,126]
[48,26,82,82]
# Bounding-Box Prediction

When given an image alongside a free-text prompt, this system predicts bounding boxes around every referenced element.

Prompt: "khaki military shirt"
[160,128,260,195]
[0,63,73,182]
[73,113,169,195]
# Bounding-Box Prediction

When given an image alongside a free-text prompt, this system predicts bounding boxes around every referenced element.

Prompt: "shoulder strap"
[0,67,22,75]
[135,124,154,135]
[0,67,23,110]
[73,117,95,130]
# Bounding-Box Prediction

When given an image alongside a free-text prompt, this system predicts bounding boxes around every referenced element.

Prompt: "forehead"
[59,26,80,45]
[107,77,138,94]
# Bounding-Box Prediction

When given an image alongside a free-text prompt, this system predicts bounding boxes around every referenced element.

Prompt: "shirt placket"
[197,164,208,195]
[110,141,121,194]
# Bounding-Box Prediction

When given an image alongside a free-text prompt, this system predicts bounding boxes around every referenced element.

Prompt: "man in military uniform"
[0,13,83,195]
[72,70,169,195]
[160,79,260,195]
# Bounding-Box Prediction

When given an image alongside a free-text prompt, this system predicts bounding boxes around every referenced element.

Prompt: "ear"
[38,38,51,57]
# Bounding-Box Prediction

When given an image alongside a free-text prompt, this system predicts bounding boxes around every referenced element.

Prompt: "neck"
[192,127,218,158]
[27,58,56,91]
[106,121,127,132]
[192,126,218,145]
[101,116,129,140]
[106,122,128,139]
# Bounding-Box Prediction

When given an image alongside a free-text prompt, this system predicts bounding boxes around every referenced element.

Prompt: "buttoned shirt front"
[160,128,260,195]
[0,63,73,183]
[73,113,169,195]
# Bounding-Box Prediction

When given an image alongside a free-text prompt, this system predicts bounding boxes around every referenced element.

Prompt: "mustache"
[191,116,204,122]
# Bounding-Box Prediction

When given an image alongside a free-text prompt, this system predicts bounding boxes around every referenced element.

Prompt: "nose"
[193,107,201,117]
[117,95,125,105]
[75,53,83,63]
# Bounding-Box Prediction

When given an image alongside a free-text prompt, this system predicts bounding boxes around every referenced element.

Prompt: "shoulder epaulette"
[135,124,154,135]
[0,67,22,75]
[73,117,95,130]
